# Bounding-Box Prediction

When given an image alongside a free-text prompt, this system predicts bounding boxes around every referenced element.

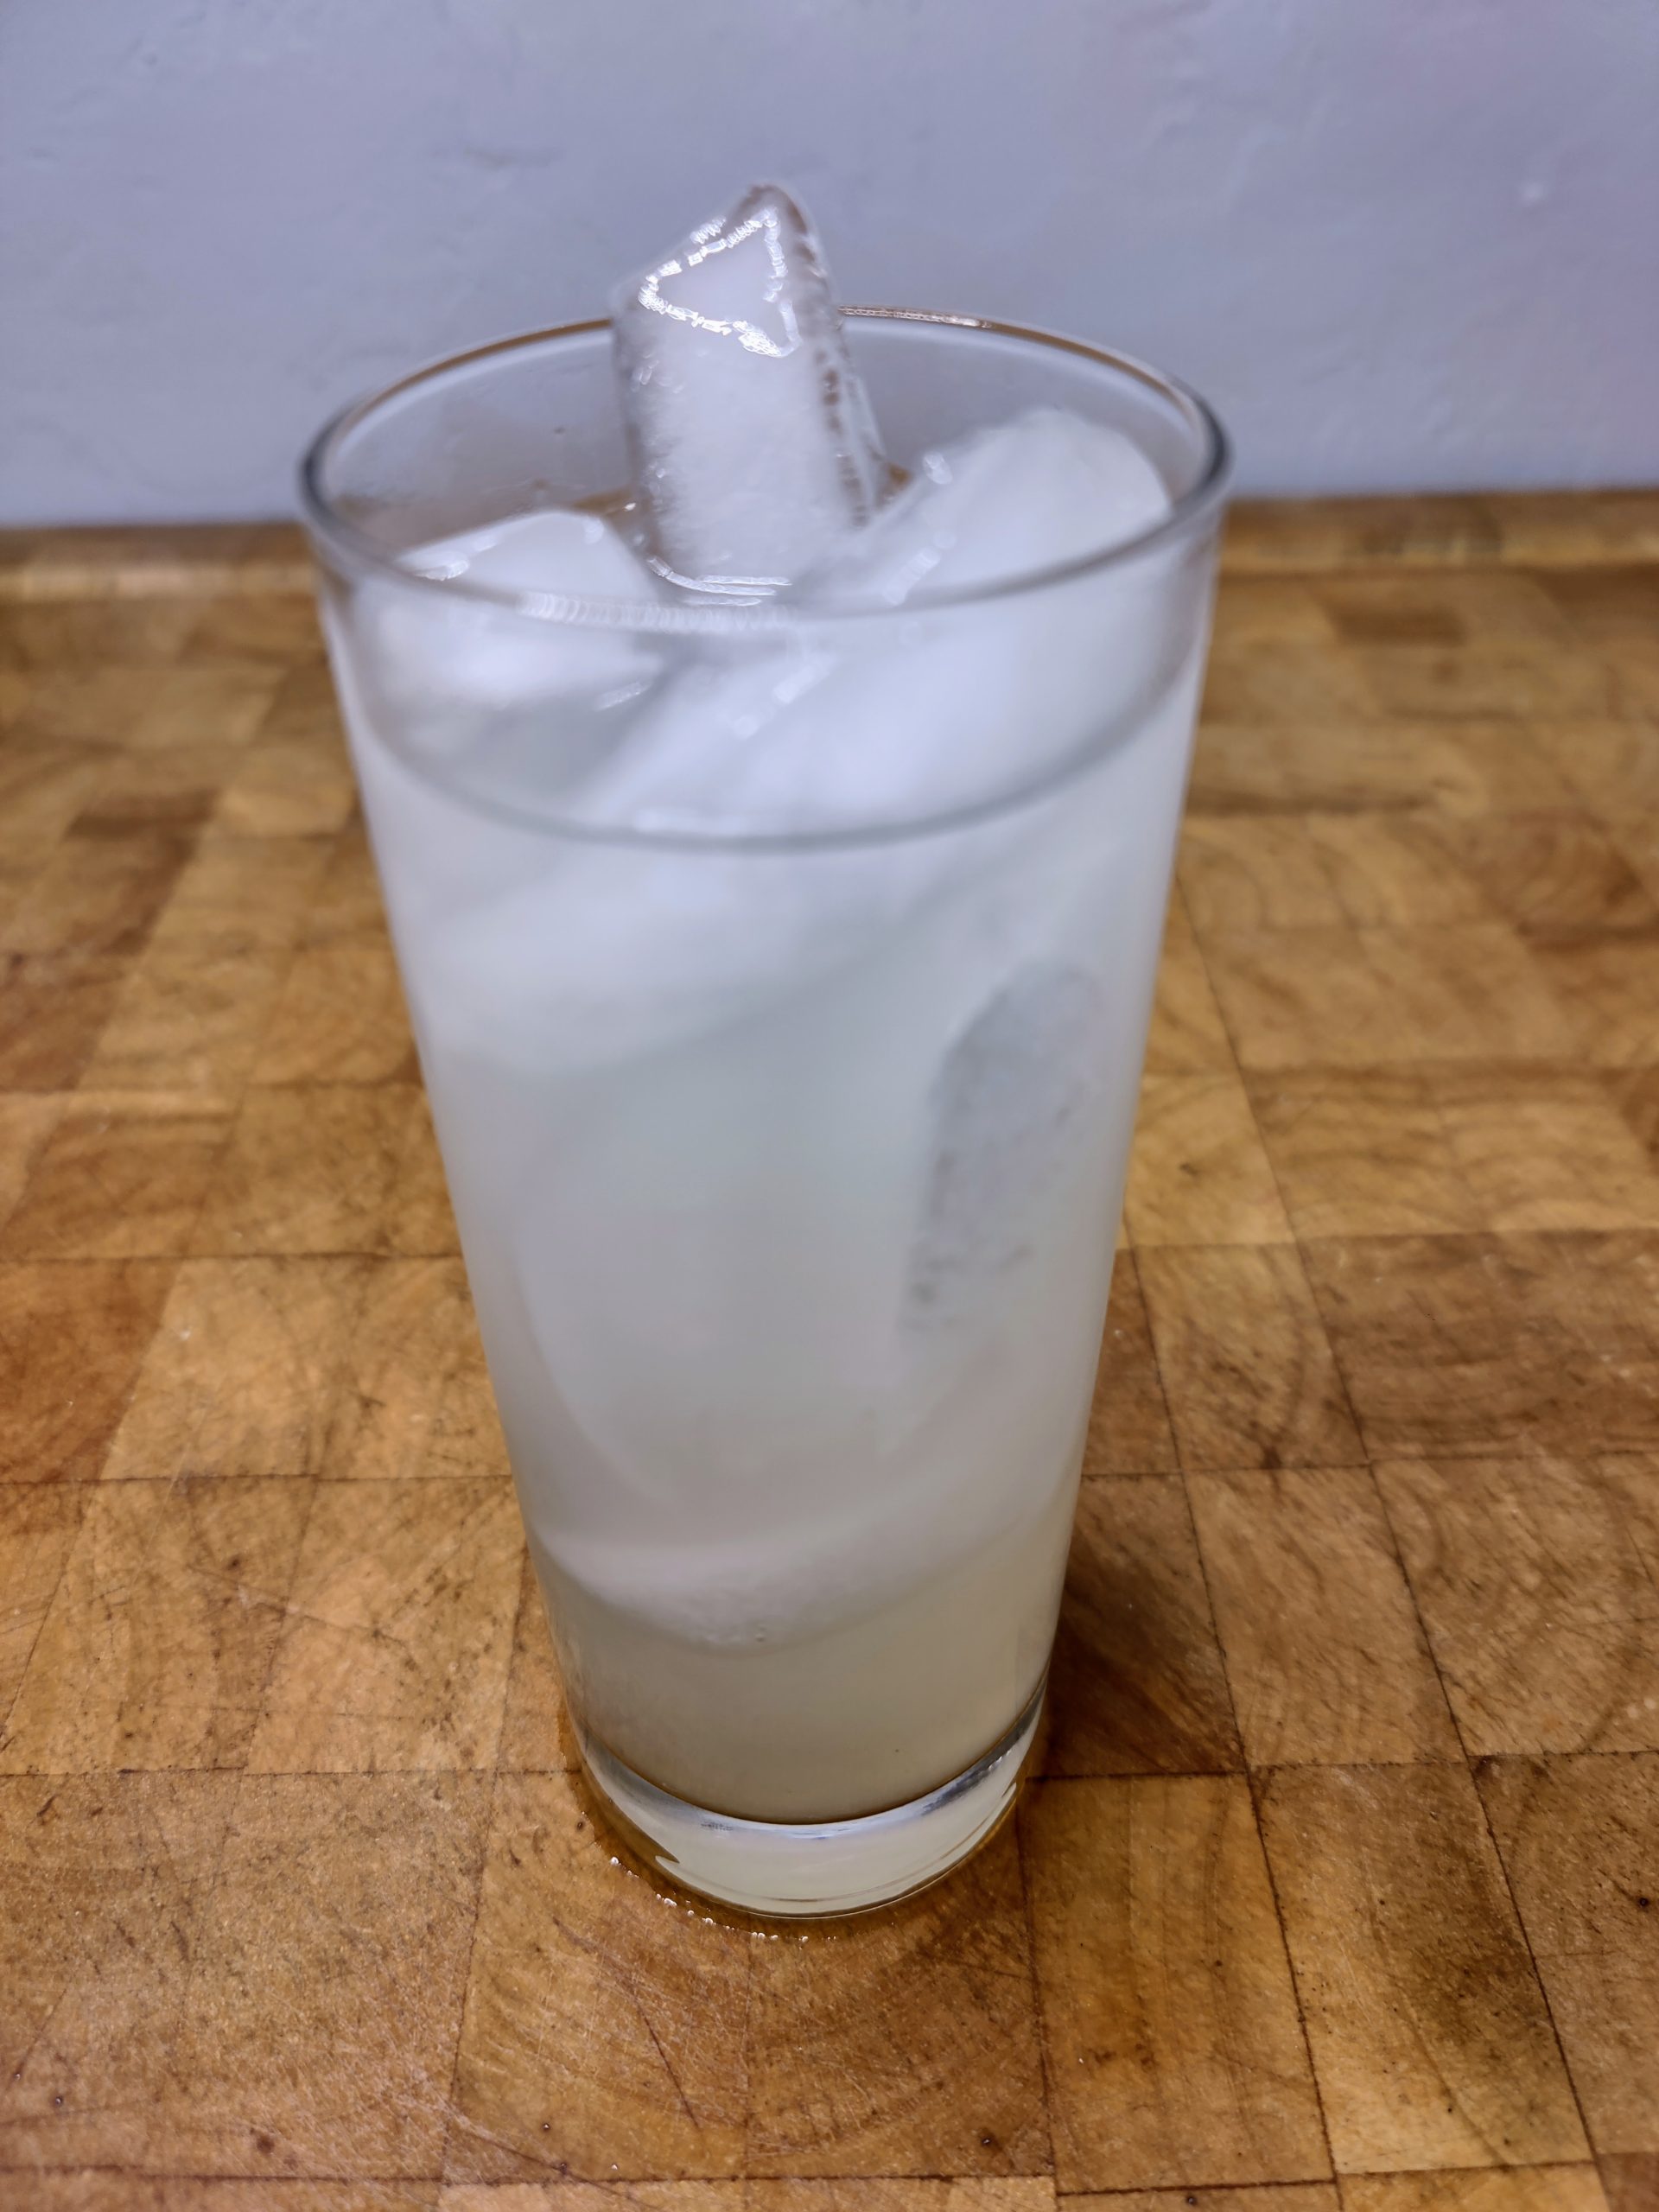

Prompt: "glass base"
[575,1677,1046,1920]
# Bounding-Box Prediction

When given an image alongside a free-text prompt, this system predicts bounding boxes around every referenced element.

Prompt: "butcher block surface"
[2,493,1659,2209]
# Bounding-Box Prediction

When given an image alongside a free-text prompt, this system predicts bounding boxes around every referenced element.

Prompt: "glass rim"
[298,307,1231,632]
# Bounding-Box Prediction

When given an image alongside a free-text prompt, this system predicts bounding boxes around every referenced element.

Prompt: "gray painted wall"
[3,0,1656,522]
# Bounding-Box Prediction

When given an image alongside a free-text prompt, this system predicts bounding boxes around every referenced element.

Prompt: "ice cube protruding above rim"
[611,183,887,596]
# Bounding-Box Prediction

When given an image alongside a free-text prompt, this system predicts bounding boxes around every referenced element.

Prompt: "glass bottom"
[575,1676,1046,1919]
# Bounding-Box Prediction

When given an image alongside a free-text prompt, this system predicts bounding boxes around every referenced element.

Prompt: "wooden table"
[2,495,1658,2211]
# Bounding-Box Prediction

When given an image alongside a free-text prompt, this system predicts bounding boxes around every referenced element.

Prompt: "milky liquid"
[324,570,1202,1824]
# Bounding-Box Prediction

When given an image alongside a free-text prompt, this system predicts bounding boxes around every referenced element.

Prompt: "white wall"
[3,0,1656,523]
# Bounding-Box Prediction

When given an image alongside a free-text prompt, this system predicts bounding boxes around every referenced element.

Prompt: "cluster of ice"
[358,507,664,813]
[573,402,1170,841]
[356,186,1180,1071]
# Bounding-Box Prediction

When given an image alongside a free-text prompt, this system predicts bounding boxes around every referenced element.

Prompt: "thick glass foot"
[575,1678,1046,1919]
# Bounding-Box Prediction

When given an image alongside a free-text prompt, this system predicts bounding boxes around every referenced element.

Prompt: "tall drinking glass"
[302,312,1228,1916]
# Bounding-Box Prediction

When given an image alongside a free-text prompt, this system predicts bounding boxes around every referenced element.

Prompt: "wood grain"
[1423,1067,1659,1234]
[321,1257,508,1481]
[450,1789,1046,2190]
[1338,2175,1611,2212]
[0,1259,176,1482]
[0,951,130,1089]
[0,1476,308,1773]
[1136,1242,1364,1471]
[0,826,191,958]
[216,734,357,838]
[1143,887,1236,1074]
[1080,1252,1179,1475]
[0,1090,232,1258]
[248,1477,521,1772]
[127,659,283,750]
[0,1772,240,2171]
[194,1084,439,1255]
[82,938,296,1094]
[1205,923,1577,1071]
[1023,1773,1327,2191]
[1068,2191,1338,2212]
[1188,721,1574,821]
[1525,931,1659,1068]
[101,1255,375,1479]
[1433,810,1656,937]
[0,1092,69,1232]
[446,1771,751,2183]
[1258,1763,1587,2172]
[253,934,416,1084]
[1041,1475,1240,1777]
[1599,2157,1659,2212]
[435,2183,1058,2210]
[1125,1069,1294,1247]
[495,1552,579,1773]
[186,594,328,667]
[1313,569,1574,647]
[0,595,198,670]
[158,1773,492,2177]
[1478,1753,1659,2155]
[0,1486,88,1727]
[1246,1070,1485,1240]
[101,740,235,836]
[1376,1456,1659,1755]
[147,832,333,953]
[1303,1232,1659,1460]
[23,2178,443,2210]
[3,665,170,748]
[1301,810,1494,929]
[744,1826,1049,2178]
[1179,815,1349,932]
[1187,1466,1459,1765]
[2,500,1657,2199]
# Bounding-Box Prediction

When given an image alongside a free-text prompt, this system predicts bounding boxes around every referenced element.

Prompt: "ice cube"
[407,507,654,601]
[612,183,887,593]
[808,404,1170,606]
[378,411,1191,1071]
[569,408,1178,839]
[377,507,663,712]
